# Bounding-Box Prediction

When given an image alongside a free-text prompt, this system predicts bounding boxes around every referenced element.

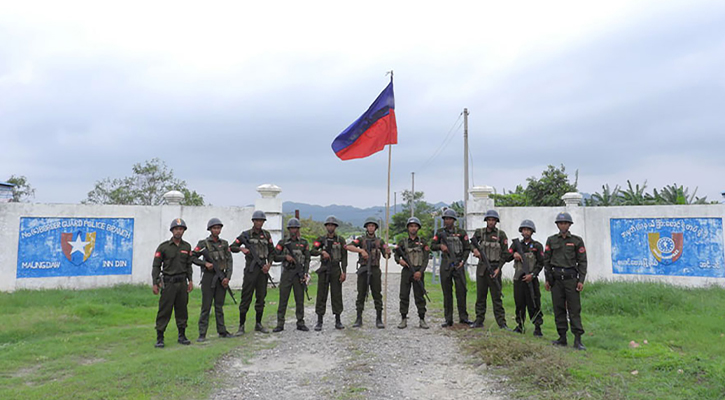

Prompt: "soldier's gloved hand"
[222,278,230,288]
[205,262,214,270]
[513,252,522,262]
[576,282,584,292]
[285,255,296,264]
[473,248,481,259]
[399,259,408,267]
[240,247,250,255]
[187,281,194,293]
[545,281,552,291]
[522,274,533,283]
[152,284,159,295]
[339,272,346,283]
[440,244,449,253]
[413,271,422,281]
[321,251,331,260]
[262,263,271,274]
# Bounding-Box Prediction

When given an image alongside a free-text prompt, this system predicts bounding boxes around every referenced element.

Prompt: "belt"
[163,274,188,283]
[551,267,578,280]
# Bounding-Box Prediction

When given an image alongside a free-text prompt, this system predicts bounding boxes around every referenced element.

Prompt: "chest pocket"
[291,245,305,265]
[483,239,502,261]
[406,244,424,267]
[207,242,227,270]
[250,236,269,259]
[447,234,463,256]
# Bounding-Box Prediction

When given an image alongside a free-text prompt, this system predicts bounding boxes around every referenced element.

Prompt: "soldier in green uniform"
[394,217,430,329]
[508,219,544,336]
[431,209,472,327]
[544,212,587,350]
[347,217,391,329]
[470,210,513,329]
[272,218,311,332]
[230,210,276,335]
[191,218,234,342]
[310,215,348,331]
[152,218,194,348]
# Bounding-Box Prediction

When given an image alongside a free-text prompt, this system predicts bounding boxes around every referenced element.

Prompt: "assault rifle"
[356,237,373,303]
[511,238,541,324]
[470,235,503,294]
[438,230,467,288]
[283,240,311,301]
[199,247,237,304]
[398,250,431,302]
[239,231,277,288]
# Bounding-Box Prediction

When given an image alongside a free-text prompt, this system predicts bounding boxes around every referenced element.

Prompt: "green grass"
[421,274,725,399]
[0,281,319,399]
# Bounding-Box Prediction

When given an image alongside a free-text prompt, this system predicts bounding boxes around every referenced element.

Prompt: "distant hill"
[283,201,452,227]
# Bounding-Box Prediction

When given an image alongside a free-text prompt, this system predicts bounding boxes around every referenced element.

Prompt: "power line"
[418,113,463,171]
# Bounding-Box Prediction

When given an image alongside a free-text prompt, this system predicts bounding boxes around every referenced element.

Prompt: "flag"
[331,80,397,160]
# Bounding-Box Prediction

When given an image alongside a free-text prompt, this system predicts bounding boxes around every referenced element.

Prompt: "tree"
[390,191,436,241]
[652,184,709,205]
[84,158,205,206]
[618,180,654,206]
[6,175,36,202]
[491,185,529,206]
[524,164,578,206]
[586,184,621,206]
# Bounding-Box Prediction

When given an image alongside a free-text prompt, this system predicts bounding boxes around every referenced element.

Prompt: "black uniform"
[230,228,275,329]
[509,238,544,329]
[544,231,587,338]
[152,238,193,333]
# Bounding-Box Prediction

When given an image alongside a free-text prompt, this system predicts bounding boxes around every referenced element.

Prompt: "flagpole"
[384,143,391,326]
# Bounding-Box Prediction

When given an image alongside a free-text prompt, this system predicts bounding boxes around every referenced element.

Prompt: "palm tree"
[588,184,621,206]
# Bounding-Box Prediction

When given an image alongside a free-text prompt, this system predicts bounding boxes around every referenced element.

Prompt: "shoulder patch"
[432,235,438,241]
[503,239,508,245]
[424,245,430,251]
[545,245,550,251]
[579,247,586,253]
[194,246,200,252]
[313,241,321,248]
[353,239,360,244]
[154,252,161,258]
[276,244,283,251]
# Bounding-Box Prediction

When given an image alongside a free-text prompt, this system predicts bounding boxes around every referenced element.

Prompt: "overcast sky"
[2,0,724,208]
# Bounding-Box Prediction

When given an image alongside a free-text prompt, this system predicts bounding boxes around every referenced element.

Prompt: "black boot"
[254,323,269,333]
[552,332,568,347]
[314,314,323,331]
[574,335,586,351]
[513,325,523,334]
[375,311,385,329]
[352,311,363,328]
[196,333,206,343]
[235,319,245,336]
[297,320,309,332]
[178,328,191,345]
[441,320,453,328]
[154,330,165,348]
[335,314,345,330]
[533,325,543,337]
[460,318,473,325]
[272,325,284,333]
[470,320,484,328]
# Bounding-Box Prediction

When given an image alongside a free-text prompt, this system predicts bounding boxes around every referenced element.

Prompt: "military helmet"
[442,209,458,220]
[287,218,301,229]
[519,219,536,233]
[363,217,379,229]
[251,210,267,221]
[484,209,500,222]
[406,217,422,227]
[555,212,573,224]
[169,218,187,231]
[324,215,339,226]
[207,217,223,230]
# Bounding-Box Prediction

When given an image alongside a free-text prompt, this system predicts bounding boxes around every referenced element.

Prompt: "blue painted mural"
[610,218,724,277]
[17,217,134,278]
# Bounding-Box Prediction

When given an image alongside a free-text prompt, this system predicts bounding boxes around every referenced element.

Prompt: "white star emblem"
[68,235,90,254]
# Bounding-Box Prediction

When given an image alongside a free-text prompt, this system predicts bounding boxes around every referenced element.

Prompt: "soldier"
[431,209,472,327]
[508,219,544,336]
[347,217,391,329]
[470,209,513,329]
[230,210,276,335]
[394,217,430,329]
[310,215,348,331]
[544,212,588,350]
[151,218,194,348]
[191,218,234,342]
[272,218,311,332]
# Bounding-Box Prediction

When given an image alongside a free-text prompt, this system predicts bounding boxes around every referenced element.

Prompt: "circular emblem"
[657,237,675,254]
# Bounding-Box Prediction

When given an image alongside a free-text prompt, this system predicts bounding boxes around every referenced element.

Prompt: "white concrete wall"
[0,187,283,292]
[464,191,725,287]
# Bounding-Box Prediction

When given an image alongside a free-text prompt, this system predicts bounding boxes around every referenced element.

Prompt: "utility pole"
[463,108,469,229]
[411,172,415,217]
[394,191,397,215]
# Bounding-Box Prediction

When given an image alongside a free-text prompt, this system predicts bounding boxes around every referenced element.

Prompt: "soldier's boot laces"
[314,315,323,331]
[154,330,165,348]
[352,312,363,328]
[178,328,191,345]
[533,325,543,337]
[375,311,385,329]
[254,323,270,334]
[574,335,586,351]
[397,316,407,329]
[419,318,429,329]
[334,314,345,330]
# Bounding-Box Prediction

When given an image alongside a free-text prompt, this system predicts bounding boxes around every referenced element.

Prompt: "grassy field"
[422,274,725,399]
[0,280,310,399]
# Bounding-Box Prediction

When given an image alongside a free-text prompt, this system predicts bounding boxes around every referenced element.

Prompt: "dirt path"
[212,261,508,400]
